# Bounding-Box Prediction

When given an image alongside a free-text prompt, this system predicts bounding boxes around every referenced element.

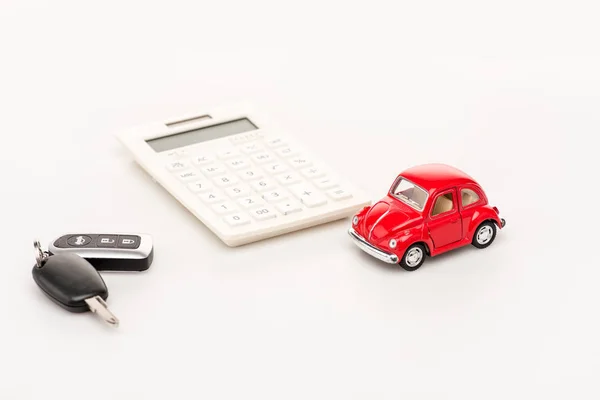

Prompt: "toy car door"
[427,188,462,248]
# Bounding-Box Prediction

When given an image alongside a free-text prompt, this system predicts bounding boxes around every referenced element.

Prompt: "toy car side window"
[461,188,480,207]
[431,190,456,217]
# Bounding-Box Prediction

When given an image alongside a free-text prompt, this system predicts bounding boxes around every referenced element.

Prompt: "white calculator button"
[237,195,265,209]
[166,160,189,171]
[276,201,303,215]
[302,194,327,208]
[225,185,251,198]
[200,164,226,177]
[275,146,299,158]
[240,143,263,154]
[187,179,212,193]
[212,202,239,215]
[251,179,276,192]
[275,172,302,185]
[199,191,224,204]
[249,206,277,221]
[326,187,353,201]
[227,158,251,170]
[289,184,327,207]
[314,177,338,189]
[262,190,289,203]
[301,167,326,179]
[289,156,312,168]
[191,155,214,166]
[265,137,286,148]
[239,168,263,181]
[214,174,240,187]
[263,162,289,174]
[177,170,201,181]
[224,213,251,227]
[217,149,241,159]
[252,152,275,164]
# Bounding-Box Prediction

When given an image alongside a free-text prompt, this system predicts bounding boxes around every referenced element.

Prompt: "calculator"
[117,106,371,246]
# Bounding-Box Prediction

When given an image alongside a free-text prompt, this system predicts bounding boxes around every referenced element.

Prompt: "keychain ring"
[33,239,45,268]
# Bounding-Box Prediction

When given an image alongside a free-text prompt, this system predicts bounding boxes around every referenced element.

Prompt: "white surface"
[116,105,370,246]
[1,1,598,399]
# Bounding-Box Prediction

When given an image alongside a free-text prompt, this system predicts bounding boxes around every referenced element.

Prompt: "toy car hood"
[360,197,421,243]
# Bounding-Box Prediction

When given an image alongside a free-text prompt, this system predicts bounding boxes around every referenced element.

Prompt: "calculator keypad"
[166,136,354,229]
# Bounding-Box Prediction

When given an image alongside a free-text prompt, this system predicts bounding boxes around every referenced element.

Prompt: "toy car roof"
[399,163,478,193]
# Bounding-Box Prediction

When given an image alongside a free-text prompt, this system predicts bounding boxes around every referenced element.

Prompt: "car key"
[47,233,153,271]
[32,240,119,327]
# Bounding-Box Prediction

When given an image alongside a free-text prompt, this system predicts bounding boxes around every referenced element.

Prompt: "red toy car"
[349,164,505,271]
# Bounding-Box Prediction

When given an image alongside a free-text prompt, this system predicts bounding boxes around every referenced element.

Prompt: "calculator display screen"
[146,118,258,152]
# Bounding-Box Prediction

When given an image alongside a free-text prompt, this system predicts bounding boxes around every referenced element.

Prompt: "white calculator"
[117,106,371,246]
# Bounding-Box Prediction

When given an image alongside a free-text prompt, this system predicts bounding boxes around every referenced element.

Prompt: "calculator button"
[212,202,239,215]
[225,185,251,198]
[314,177,338,189]
[249,206,277,221]
[191,155,215,166]
[250,179,276,192]
[227,158,251,170]
[240,143,263,154]
[199,164,226,177]
[326,187,353,201]
[237,196,265,208]
[275,146,299,158]
[263,162,289,174]
[275,172,302,185]
[289,156,312,168]
[276,201,303,215]
[214,174,240,187]
[252,152,275,164]
[265,137,286,148]
[239,168,263,181]
[262,190,289,203]
[187,179,212,193]
[224,213,251,227]
[302,194,327,208]
[289,184,327,207]
[177,170,201,181]
[301,167,326,179]
[199,191,224,204]
[217,149,241,159]
[166,160,189,171]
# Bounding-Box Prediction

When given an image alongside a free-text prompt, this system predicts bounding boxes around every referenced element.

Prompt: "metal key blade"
[84,296,120,327]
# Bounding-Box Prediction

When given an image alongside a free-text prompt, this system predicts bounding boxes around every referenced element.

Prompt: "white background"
[1,0,598,398]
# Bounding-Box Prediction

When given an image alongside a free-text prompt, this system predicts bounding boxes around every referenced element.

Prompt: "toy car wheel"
[472,221,497,249]
[399,244,426,271]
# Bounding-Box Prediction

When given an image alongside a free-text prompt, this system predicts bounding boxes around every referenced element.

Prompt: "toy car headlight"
[352,216,359,225]
[389,239,397,249]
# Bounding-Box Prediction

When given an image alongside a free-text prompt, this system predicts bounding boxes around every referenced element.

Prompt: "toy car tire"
[472,221,497,249]
[399,243,426,271]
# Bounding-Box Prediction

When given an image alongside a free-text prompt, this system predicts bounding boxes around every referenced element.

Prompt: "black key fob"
[32,253,109,313]
[48,233,154,271]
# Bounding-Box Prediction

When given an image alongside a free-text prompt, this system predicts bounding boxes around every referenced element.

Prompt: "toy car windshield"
[390,177,428,211]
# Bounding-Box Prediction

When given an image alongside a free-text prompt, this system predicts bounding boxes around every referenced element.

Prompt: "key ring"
[33,239,47,268]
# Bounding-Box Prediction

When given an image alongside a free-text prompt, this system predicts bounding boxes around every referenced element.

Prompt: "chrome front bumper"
[348,228,399,264]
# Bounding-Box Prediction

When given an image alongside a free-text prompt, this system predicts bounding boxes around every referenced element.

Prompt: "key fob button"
[96,235,118,247]
[67,235,93,247]
[117,235,141,249]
